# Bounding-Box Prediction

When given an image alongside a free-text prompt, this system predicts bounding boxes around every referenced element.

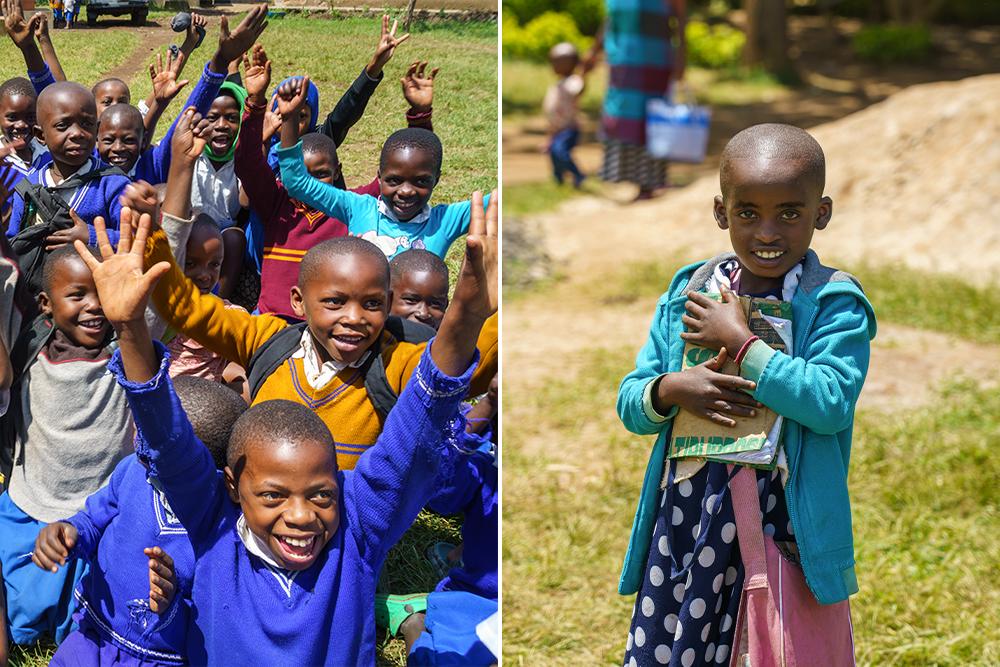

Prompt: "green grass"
[0,29,139,84]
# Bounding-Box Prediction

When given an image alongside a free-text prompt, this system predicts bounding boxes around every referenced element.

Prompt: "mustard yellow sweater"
[145,229,498,470]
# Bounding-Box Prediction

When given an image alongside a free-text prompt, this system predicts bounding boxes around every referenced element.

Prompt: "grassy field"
[1,13,496,667]
[503,260,1000,665]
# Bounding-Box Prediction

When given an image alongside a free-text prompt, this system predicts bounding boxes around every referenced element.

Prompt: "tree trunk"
[404,0,417,31]
[743,0,790,74]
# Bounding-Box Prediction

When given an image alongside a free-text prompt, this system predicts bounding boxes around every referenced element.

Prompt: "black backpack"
[11,164,126,296]
[245,315,435,419]
[0,315,56,491]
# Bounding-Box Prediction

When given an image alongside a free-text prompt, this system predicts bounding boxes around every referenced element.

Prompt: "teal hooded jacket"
[616,250,876,605]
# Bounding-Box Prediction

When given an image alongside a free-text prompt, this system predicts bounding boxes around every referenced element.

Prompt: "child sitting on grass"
[617,123,876,665]
[32,372,247,665]
[74,186,497,665]
[275,77,491,260]
[389,248,450,331]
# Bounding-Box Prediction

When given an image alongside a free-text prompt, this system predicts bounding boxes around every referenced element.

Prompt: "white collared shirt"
[192,154,241,227]
[1,138,47,172]
[377,196,431,226]
[43,157,94,206]
[237,514,286,570]
[290,327,370,391]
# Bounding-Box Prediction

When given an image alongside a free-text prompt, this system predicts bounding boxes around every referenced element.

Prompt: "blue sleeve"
[617,295,681,436]
[107,342,226,542]
[346,341,477,565]
[739,294,873,435]
[28,65,55,95]
[427,450,489,517]
[6,193,25,237]
[88,175,129,246]
[275,141,366,225]
[65,457,129,561]
[142,63,228,185]
[429,192,491,258]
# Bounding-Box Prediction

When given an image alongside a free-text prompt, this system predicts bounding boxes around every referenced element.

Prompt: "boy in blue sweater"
[617,123,876,665]
[73,185,497,664]
[32,374,247,665]
[275,76,491,260]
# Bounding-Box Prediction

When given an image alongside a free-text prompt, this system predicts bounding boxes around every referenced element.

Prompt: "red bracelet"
[734,335,760,368]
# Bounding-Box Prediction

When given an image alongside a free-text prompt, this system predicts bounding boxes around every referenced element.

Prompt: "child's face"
[97,113,143,172]
[183,225,224,294]
[225,438,339,571]
[390,269,448,330]
[38,256,109,349]
[36,87,98,170]
[290,254,389,366]
[93,81,130,117]
[379,147,438,222]
[303,148,341,186]
[0,92,36,154]
[205,95,241,158]
[714,158,831,284]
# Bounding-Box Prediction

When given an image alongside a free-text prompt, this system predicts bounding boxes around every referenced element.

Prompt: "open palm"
[452,190,498,320]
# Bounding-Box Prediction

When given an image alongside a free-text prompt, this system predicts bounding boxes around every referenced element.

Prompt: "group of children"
[0,4,498,665]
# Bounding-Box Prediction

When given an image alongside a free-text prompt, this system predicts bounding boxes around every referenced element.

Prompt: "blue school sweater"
[111,339,475,666]
[276,141,488,259]
[5,159,130,247]
[64,453,199,664]
[28,64,56,95]
[131,63,227,185]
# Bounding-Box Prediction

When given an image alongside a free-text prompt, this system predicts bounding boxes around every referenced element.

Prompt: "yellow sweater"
[145,229,498,470]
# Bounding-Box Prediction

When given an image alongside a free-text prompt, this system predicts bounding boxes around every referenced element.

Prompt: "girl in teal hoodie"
[617,124,876,667]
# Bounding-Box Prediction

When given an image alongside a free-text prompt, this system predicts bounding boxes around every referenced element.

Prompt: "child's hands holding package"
[655,347,760,428]
[680,286,754,353]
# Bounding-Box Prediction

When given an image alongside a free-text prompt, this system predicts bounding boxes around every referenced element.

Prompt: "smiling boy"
[80,186,497,665]
[389,248,449,330]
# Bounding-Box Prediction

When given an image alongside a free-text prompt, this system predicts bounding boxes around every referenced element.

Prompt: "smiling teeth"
[754,250,784,259]
[283,537,311,548]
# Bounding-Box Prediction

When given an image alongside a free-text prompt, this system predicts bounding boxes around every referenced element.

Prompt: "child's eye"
[781,210,800,220]
[312,490,334,501]
[402,296,420,304]
[737,210,757,220]
[364,299,383,309]
[259,491,282,501]
[322,297,345,306]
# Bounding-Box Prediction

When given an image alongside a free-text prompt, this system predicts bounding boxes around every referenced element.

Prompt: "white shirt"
[377,197,431,226]
[543,74,584,132]
[43,158,95,208]
[192,154,242,227]
[291,327,370,391]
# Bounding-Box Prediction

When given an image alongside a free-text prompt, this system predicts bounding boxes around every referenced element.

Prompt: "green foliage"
[685,20,746,69]
[502,11,592,62]
[503,0,604,34]
[851,23,933,63]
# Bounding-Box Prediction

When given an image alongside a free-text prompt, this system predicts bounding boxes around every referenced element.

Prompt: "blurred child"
[617,124,875,664]
[32,373,246,665]
[77,184,497,665]
[389,248,449,331]
[275,77,490,260]
[542,42,597,188]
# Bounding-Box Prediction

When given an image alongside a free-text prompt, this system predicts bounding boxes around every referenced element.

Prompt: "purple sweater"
[111,340,474,665]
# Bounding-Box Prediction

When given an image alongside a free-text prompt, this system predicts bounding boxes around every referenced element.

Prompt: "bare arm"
[31,14,66,81]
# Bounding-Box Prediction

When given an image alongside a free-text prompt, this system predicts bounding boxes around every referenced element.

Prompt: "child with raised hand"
[30,367,247,666]
[275,75,489,260]
[81,185,498,665]
[617,124,875,665]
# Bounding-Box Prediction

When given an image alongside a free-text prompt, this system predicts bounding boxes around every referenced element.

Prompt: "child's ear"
[713,195,729,230]
[37,291,52,315]
[33,124,46,146]
[223,466,240,503]
[814,196,833,230]
[290,285,306,319]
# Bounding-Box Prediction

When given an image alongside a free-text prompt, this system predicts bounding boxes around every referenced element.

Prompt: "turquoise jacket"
[616,251,876,605]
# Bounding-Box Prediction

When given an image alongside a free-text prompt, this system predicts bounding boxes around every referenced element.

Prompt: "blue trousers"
[549,127,583,186]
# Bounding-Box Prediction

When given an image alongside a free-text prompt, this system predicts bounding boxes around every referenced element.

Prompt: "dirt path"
[103,24,177,83]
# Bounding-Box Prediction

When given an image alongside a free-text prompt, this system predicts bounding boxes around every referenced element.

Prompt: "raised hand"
[2,0,34,49]
[149,51,190,105]
[212,4,268,72]
[33,522,78,573]
[180,12,207,54]
[73,210,171,326]
[655,348,761,427]
[366,14,410,78]
[680,287,754,353]
[28,11,47,39]
[275,75,311,119]
[45,209,90,251]
[242,43,271,102]
[119,181,160,225]
[262,101,282,144]
[145,546,177,615]
[452,190,498,321]
[401,60,438,112]
[171,107,212,164]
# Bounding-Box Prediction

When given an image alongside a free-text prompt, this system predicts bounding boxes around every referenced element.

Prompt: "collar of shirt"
[43,157,93,188]
[1,138,47,172]
[377,196,431,226]
[237,513,287,570]
[290,326,369,390]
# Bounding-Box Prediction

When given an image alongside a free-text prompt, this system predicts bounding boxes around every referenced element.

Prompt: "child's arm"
[348,191,497,562]
[401,60,437,132]
[234,45,282,220]
[276,77,367,223]
[681,288,872,434]
[2,0,48,89]
[29,13,66,82]
[317,14,408,147]
[140,52,191,154]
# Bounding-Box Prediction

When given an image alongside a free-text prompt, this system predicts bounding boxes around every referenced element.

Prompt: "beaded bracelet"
[734,335,760,368]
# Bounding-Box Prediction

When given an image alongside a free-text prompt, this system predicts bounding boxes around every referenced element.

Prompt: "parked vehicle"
[85,0,149,26]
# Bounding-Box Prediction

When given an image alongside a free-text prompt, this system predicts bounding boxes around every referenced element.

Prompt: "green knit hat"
[204,81,247,163]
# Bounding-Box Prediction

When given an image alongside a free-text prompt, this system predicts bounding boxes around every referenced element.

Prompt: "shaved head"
[719,123,825,199]
[99,103,143,132]
[297,236,390,290]
[37,81,96,124]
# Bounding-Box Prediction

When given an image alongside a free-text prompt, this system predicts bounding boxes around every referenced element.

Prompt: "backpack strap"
[245,322,310,401]
[363,316,436,419]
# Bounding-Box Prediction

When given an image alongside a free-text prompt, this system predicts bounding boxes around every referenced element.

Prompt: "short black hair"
[297,236,390,290]
[226,399,334,476]
[301,132,339,166]
[92,77,130,99]
[0,77,35,102]
[174,375,247,470]
[389,248,449,289]
[191,213,223,239]
[42,244,95,294]
[379,128,443,177]
[99,103,144,136]
[720,123,826,198]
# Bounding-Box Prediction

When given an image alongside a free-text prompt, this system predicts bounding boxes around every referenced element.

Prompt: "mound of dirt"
[522,74,1000,283]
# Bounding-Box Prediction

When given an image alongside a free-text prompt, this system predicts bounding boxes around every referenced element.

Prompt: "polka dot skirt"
[622,461,793,666]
